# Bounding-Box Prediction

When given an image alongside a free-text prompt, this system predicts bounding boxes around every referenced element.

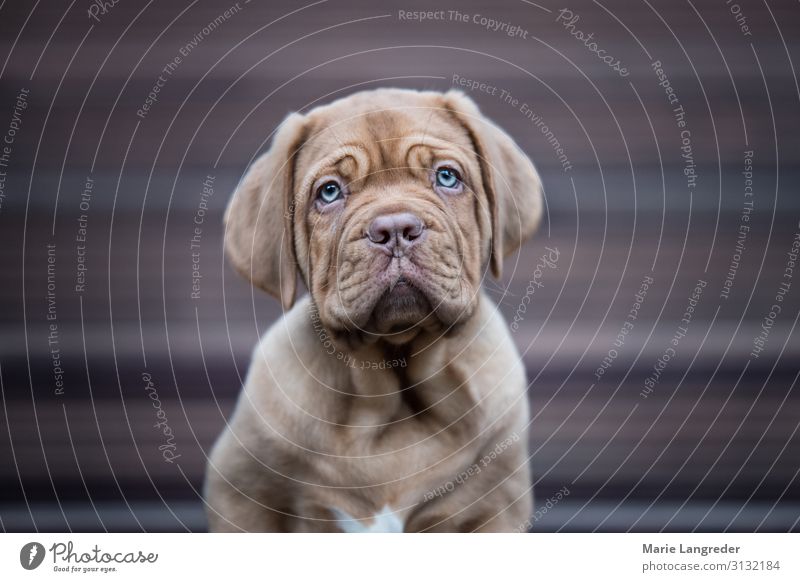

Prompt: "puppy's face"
[225,89,542,344]
[295,99,490,339]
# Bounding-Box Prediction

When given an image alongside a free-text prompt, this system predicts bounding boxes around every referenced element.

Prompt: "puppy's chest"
[309,373,486,491]
[337,403,479,461]
[292,357,491,525]
[338,366,484,444]
[310,415,480,527]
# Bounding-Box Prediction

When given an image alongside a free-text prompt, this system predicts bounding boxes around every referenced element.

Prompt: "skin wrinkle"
[471,185,487,261]
[388,345,426,418]
[440,104,500,272]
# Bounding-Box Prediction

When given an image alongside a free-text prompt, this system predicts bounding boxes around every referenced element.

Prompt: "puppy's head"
[225,88,542,343]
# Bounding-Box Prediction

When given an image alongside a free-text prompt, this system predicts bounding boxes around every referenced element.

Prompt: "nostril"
[367,213,424,248]
[397,214,424,242]
[403,226,420,242]
[367,220,392,245]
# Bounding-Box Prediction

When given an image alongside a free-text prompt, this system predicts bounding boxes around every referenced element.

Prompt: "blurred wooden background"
[0,0,798,531]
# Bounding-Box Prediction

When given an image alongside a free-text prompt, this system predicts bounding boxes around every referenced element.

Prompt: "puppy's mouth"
[326,229,472,340]
[371,275,433,334]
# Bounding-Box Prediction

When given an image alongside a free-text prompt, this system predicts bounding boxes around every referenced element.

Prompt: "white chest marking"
[331,505,404,533]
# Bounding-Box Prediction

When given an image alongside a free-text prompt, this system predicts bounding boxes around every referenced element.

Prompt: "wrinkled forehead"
[296,99,475,172]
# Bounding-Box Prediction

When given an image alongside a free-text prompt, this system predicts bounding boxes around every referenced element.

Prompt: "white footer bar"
[1,533,797,581]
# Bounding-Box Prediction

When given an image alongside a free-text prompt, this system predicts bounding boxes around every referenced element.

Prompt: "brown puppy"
[205,88,542,532]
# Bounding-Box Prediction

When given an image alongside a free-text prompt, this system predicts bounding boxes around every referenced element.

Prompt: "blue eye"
[435,167,460,189]
[317,181,342,204]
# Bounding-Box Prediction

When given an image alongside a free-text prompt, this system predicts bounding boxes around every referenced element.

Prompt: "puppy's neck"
[297,293,490,377]
[318,294,488,384]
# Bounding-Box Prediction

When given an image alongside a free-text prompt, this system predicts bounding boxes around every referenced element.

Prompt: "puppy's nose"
[367,212,424,254]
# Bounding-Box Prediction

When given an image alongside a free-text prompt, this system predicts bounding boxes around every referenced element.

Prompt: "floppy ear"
[442,90,543,278]
[223,112,307,310]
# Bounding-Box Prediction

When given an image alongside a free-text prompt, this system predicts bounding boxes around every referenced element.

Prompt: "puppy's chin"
[369,279,432,337]
[319,272,475,346]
